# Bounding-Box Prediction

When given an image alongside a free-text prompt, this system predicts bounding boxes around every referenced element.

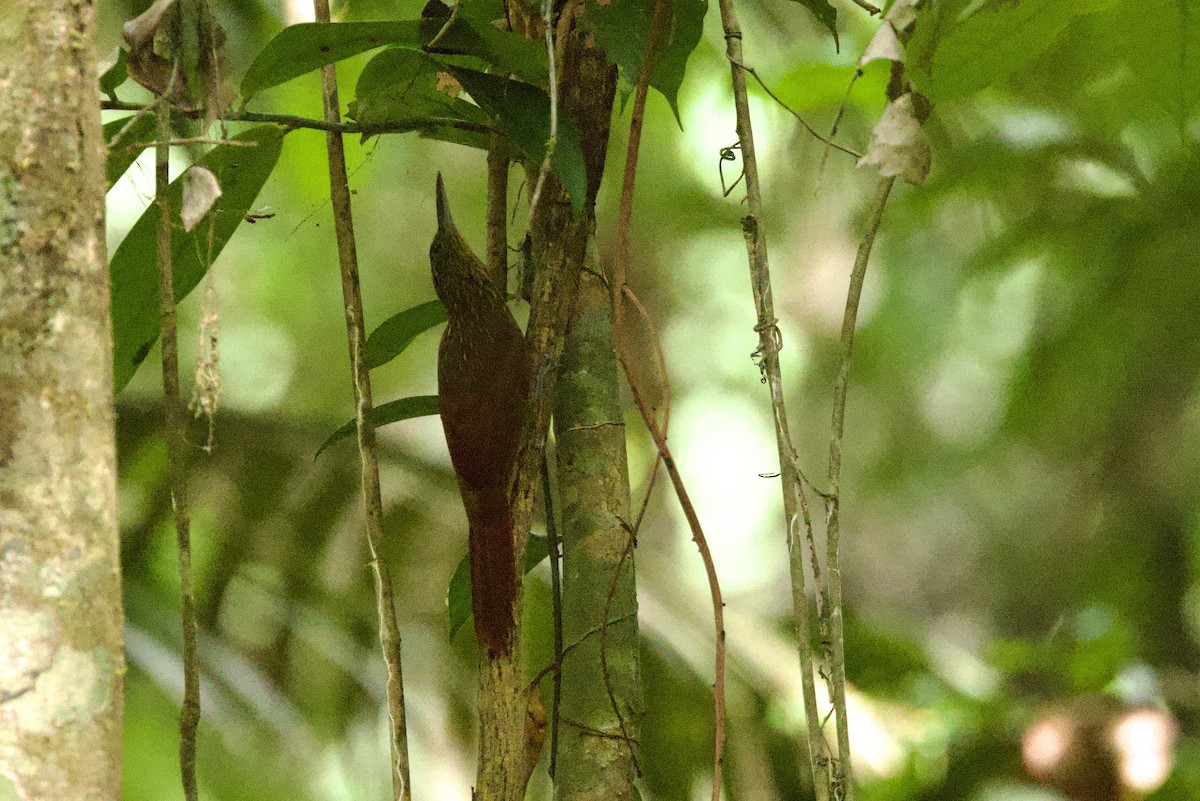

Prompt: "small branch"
[622,285,669,533]
[527,611,638,691]
[824,175,895,801]
[314,1,412,799]
[156,101,201,801]
[849,0,881,15]
[540,459,564,779]
[600,531,641,776]
[717,2,832,798]
[116,137,256,150]
[487,135,511,288]
[726,57,863,159]
[610,3,727,800]
[527,0,559,213]
[102,98,491,138]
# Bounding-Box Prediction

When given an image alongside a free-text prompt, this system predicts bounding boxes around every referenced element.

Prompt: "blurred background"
[98,0,1200,799]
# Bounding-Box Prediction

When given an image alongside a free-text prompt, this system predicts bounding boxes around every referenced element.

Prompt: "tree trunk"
[0,5,124,801]
[553,265,643,801]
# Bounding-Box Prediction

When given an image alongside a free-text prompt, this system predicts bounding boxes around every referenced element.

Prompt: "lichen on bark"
[0,4,124,800]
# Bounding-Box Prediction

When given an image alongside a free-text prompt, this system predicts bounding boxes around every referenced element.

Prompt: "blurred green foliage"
[100,0,1200,799]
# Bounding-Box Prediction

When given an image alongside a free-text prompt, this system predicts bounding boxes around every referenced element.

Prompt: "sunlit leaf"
[365,299,448,370]
[110,126,284,392]
[315,395,441,459]
[448,535,550,642]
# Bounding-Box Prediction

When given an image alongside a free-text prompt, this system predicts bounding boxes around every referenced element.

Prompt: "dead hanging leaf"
[195,7,234,126]
[122,0,176,48]
[885,0,918,30]
[181,166,222,231]
[123,0,194,108]
[121,0,233,120]
[860,21,904,66]
[857,92,931,185]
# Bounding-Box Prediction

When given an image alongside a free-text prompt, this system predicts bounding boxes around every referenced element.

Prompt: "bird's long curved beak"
[435,172,453,232]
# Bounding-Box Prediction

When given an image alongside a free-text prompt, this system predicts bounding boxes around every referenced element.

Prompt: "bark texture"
[474,4,618,797]
[553,269,642,801]
[0,4,124,801]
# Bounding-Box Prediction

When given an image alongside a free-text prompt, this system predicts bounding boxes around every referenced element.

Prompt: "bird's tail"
[468,498,517,657]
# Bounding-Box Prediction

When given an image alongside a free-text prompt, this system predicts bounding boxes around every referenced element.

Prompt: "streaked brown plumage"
[431,174,529,656]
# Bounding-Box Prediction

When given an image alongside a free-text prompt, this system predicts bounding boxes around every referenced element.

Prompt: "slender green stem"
[156,102,201,801]
[313,1,412,798]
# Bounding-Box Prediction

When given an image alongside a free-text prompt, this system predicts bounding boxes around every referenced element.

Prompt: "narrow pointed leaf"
[365,299,448,370]
[110,126,284,392]
[315,395,441,459]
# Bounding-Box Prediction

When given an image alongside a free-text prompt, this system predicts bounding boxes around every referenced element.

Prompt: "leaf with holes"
[109,126,284,392]
[316,396,441,459]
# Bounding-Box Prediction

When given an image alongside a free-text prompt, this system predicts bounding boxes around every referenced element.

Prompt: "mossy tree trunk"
[553,267,643,801]
[0,4,124,800]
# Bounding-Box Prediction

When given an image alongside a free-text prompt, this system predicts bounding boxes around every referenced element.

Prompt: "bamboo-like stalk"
[312,2,411,798]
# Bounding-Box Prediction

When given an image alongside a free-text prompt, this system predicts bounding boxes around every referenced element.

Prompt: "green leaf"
[908,0,1119,103]
[365,299,448,370]
[240,21,425,99]
[448,535,550,642]
[449,67,589,212]
[315,395,441,459]
[109,126,285,392]
[786,0,838,49]
[418,122,492,150]
[103,113,158,190]
[239,17,547,100]
[578,0,707,119]
[422,10,548,84]
[99,48,128,98]
[349,47,489,131]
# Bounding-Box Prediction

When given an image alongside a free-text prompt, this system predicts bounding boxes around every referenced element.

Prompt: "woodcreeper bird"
[431,174,530,657]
